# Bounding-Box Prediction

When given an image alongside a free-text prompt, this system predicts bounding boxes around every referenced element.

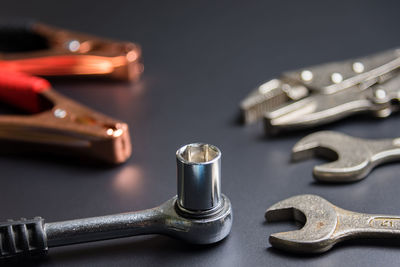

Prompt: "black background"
[1,1,400,266]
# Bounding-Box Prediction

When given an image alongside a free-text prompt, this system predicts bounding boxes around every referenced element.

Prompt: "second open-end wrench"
[265,194,400,253]
[291,131,400,182]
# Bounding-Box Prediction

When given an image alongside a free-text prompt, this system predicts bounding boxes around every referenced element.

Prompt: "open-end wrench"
[0,143,232,259]
[291,131,400,182]
[265,194,400,253]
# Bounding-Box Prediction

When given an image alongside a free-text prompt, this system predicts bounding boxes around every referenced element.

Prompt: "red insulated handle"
[0,71,51,113]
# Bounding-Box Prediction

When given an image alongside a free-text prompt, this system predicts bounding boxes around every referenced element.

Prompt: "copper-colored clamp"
[0,21,143,81]
[0,71,131,164]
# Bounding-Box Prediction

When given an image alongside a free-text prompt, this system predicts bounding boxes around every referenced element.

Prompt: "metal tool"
[0,20,142,81]
[0,71,131,164]
[0,143,232,259]
[265,194,400,253]
[0,20,140,163]
[240,48,400,134]
[292,131,400,182]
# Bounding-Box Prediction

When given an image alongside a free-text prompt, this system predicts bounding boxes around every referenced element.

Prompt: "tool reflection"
[113,165,144,195]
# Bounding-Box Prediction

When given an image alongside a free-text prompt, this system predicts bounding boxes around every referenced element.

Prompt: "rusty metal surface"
[266,194,400,253]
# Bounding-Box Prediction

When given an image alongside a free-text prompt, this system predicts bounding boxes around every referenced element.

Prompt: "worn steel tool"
[0,143,232,259]
[240,48,400,134]
[0,71,131,164]
[0,20,142,81]
[292,131,400,182]
[265,194,400,253]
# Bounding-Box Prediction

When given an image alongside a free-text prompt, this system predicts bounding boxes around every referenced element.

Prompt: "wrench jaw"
[292,131,350,160]
[292,140,339,163]
[292,131,372,182]
[266,211,335,254]
[268,232,335,254]
[313,161,371,183]
[265,195,338,253]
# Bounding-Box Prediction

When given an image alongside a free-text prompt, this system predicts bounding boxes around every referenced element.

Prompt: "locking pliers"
[240,48,400,134]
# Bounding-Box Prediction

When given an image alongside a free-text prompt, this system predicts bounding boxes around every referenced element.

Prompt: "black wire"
[0,19,49,52]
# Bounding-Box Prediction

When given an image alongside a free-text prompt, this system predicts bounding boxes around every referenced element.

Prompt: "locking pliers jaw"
[240,48,400,134]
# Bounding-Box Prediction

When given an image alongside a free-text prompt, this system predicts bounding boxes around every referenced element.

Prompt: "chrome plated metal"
[292,131,400,182]
[176,143,221,212]
[0,143,232,259]
[266,194,400,253]
[240,48,400,134]
[45,195,232,247]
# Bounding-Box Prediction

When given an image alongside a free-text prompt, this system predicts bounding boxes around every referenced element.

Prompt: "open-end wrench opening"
[265,207,307,228]
[292,146,338,163]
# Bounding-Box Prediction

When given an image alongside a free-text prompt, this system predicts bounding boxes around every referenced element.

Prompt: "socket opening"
[177,143,220,164]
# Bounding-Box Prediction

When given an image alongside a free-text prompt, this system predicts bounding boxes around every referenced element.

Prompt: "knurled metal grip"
[0,217,47,258]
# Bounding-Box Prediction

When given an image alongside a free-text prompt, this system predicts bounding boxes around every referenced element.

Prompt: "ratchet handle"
[0,71,51,113]
[0,217,47,259]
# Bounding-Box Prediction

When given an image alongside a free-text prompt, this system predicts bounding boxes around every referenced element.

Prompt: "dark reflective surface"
[1,1,400,266]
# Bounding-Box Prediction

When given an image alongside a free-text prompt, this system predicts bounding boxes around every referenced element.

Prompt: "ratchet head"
[265,194,338,253]
[292,131,372,182]
[161,194,232,245]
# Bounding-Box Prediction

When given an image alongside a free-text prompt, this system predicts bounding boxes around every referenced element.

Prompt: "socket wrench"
[0,143,232,259]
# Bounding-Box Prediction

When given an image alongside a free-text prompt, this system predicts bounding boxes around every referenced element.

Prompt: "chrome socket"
[176,143,222,214]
